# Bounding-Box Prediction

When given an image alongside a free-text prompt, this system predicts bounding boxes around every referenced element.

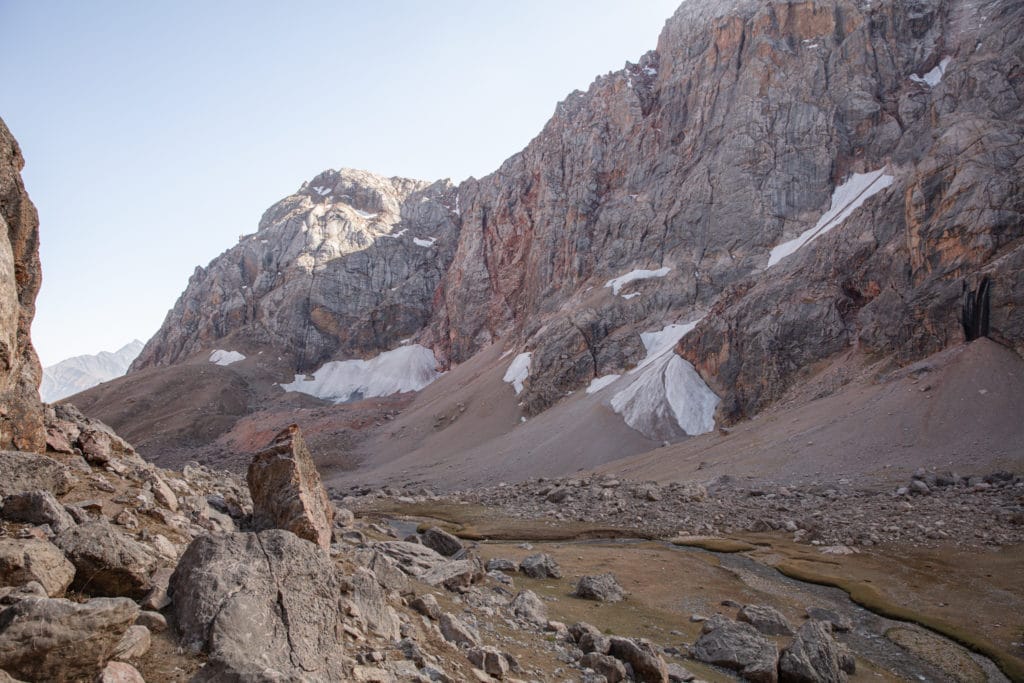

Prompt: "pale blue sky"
[0,0,680,366]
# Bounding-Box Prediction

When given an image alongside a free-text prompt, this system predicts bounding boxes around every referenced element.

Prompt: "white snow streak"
[354,209,379,219]
[279,345,440,403]
[210,350,245,366]
[910,57,952,87]
[767,168,894,267]
[413,237,437,248]
[604,267,671,296]
[586,374,621,395]
[503,352,532,395]
[609,321,719,438]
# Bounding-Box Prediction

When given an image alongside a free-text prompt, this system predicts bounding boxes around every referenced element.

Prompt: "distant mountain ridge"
[40,340,144,402]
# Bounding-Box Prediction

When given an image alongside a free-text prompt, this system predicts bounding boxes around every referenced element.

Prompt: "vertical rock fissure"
[253,532,308,671]
[962,276,991,341]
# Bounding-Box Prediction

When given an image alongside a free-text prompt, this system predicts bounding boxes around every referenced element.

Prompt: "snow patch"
[210,350,245,366]
[354,208,379,219]
[910,57,952,87]
[413,237,437,248]
[609,321,718,439]
[622,292,641,300]
[503,352,532,395]
[586,374,621,395]
[384,228,408,239]
[280,345,440,403]
[604,267,671,296]
[312,186,332,196]
[768,168,894,267]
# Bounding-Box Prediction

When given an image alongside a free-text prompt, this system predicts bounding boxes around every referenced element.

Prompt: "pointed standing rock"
[247,424,334,549]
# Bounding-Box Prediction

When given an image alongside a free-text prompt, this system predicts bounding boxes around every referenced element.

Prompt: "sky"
[0,0,680,367]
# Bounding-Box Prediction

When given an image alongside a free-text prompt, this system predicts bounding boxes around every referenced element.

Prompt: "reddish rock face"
[0,117,44,452]
[247,425,335,549]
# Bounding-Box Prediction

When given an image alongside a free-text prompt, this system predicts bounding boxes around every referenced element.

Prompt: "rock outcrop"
[0,118,44,452]
[247,424,334,549]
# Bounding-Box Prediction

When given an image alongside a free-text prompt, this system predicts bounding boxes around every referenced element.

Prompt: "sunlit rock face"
[0,117,44,451]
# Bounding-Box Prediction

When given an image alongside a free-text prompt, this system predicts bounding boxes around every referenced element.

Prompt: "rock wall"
[0,117,44,451]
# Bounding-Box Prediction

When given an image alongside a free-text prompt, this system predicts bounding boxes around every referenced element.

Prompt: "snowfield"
[609,321,719,439]
[503,352,532,395]
[910,56,951,87]
[768,168,894,267]
[210,350,246,366]
[280,344,440,403]
[604,267,671,296]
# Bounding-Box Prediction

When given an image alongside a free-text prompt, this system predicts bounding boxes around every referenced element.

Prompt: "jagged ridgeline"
[130,0,1022,440]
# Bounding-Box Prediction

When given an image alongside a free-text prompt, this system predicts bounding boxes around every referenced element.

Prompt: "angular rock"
[692,616,778,682]
[468,647,510,679]
[574,573,625,602]
[570,621,603,643]
[1,490,76,535]
[170,529,347,681]
[608,636,669,683]
[0,581,47,605]
[247,425,334,549]
[805,607,852,633]
[135,610,167,632]
[0,538,75,598]
[410,593,441,620]
[141,566,173,611]
[519,553,561,579]
[421,526,463,557]
[0,596,138,682]
[97,661,146,683]
[579,631,611,655]
[485,558,516,572]
[737,604,793,636]
[55,521,159,599]
[352,548,411,594]
[373,541,482,591]
[580,652,627,683]
[0,452,74,498]
[147,472,179,512]
[347,567,401,640]
[439,612,480,648]
[510,589,547,625]
[779,620,854,683]
[112,624,151,661]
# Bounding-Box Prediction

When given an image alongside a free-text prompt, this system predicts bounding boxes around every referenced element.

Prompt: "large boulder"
[0,119,45,453]
[737,604,794,636]
[0,452,73,498]
[573,573,625,602]
[0,538,75,597]
[691,615,779,682]
[247,425,334,550]
[170,529,346,681]
[420,526,463,557]
[519,553,561,579]
[346,567,401,641]
[0,596,138,682]
[510,589,547,625]
[0,490,76,534]
[608,636,669,683]
[779,620,855,683]
[372,541,482,591]
[55,521,159,599]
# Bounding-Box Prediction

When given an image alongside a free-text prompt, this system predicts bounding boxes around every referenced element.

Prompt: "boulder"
[608,636,669,683]
[0,452,74,498]
[805,607,852,633]
[0,596,138,681]
[737,604,793,636]
[0,538,75,597]
[347,567,401,641]
[779,620,854,682]
[467,647,510,679]
[352,548,411,594]
[410,593,441,620]
[439,612,480,648]
[111,624,151,661]
[97,661,146,683]
[55,521,159,599]
[0,490,76,534]
[519,553,561,579]
[510,589,547,625]
[421,526,463,557]
[578,631,611,655]
[373,541,482,591]
[247,425,335,550]
[170,529,346,681]
[574,573,625,602]
[692,615,778,682]
[580,652,627,682]
[485,558,516,572]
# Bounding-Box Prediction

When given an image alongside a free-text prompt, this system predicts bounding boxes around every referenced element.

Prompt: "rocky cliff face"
[132,169,459,372]
[0,117,44,451]
[134,0,1024,434]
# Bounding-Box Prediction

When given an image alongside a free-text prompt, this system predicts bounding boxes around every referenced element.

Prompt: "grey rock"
[0,581,47,605]
[737,604,793,636]
[608,636,669,683]
[510,589,547,625]
[666,662,696,682]
[347,567,401,640]
[0,596,138,681]
[485,557,516,572]
[467,646,510,679]
[580,652,627,682]
[805,607,852,633]
[410,593,441,620]
[438,612,480,648]
[779,620,854,682]
[0,452,73,499]
[692,615,778,682]
[247,425,334,550]
[421,526,463,557]
[0,538,75,597]
[0,490,76,534]
[135,610,167,632]
[574,573,625,602]
[373,541,482,591]
[170,529,346,681]
[578,631,611,655]
[570,621,603,643]
[111,624,151,661]
[97,661,146,683]
[55,521,159,599]
[352,548,411,594]
[519,552,561,579]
